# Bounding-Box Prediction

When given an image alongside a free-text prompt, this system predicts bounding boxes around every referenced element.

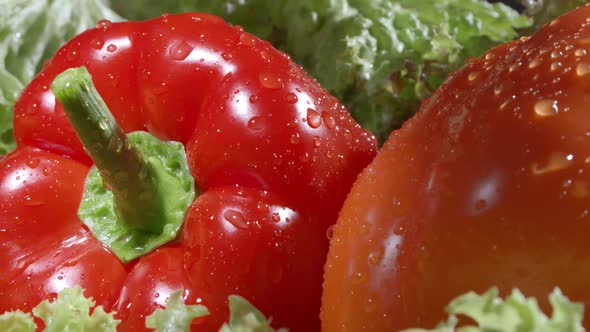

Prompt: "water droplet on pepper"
[96,19,112,30]
[307,108,321,128]
[259,72,283,89]
[223,209,248,229]
[286,93,298,104]
[169,41,193,60]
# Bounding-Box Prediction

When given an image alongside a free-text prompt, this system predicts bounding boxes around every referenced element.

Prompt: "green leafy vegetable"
[112,0,531,143]
[34,286,119,332]
[402,288,585,332]
[0,287,285,332]
[0,311,35,332]
[145,291,209,332]
[0,0,123,155]
[219,295,287,332]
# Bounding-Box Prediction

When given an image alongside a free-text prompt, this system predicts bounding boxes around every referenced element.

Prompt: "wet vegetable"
[0,13,377,331]
[322,4,590,331]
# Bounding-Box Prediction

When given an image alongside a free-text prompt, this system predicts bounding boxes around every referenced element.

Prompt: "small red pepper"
[0,13,377,331]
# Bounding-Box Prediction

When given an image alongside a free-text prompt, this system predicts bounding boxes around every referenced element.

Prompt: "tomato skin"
[322,5,590,331]
[4,13,377,330]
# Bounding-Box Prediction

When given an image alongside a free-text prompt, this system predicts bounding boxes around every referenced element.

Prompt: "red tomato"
[322,5,590,331]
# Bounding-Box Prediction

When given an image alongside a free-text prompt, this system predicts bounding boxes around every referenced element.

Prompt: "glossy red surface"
[1,13,377,331]
[322,5,590,331]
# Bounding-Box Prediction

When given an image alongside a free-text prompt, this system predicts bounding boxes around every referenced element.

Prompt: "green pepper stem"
[51,66,164,234]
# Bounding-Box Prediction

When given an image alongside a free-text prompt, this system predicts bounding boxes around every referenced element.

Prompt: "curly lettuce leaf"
[402,288,585,332]
[0,311,36,332]
[0,0,123,155]
[33,287,119,332]
[112,0,530,143]
[145,291,208,332]
[0,287,284,332]
[219,295,287,332]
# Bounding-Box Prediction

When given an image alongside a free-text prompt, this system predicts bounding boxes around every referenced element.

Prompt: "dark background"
[489,0,526,11]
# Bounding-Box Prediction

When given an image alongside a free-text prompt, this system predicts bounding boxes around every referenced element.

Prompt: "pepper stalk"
[51,66,195,262]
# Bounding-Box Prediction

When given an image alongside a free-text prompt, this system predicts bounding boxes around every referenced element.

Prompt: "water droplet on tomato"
[352,271,365,284]
[368,250,382,265]
[247,116,263,130]
[528,57,542,69]
[106,44,117,52]
[290,132,300,144]
[285,93,298,104]
[249,94,259,104]
[576,62,590,76]
[96,19,112,30]
[326,224,335,240]
[169,41,193,60]
[223,209,248,229]
[154,293,160,298]
[534,99,559,117]
[307,108,321,128]
[259,72,283,89]
[575,48,587,57]
[550,62,562,71]
[531,152,574,175]
[365,297,377,313]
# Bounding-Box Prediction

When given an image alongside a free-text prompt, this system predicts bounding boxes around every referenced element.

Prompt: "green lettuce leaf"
[219,295,287,332]
[33,286,119,332]
[145,291,209,332]
[402,288,585,332]
[0,287,284,332]
[0,311,35,332]
[0,0,123,155]
[112,0,530,143]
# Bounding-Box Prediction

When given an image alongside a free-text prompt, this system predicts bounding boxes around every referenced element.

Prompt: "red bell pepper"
[0,13,377,331]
